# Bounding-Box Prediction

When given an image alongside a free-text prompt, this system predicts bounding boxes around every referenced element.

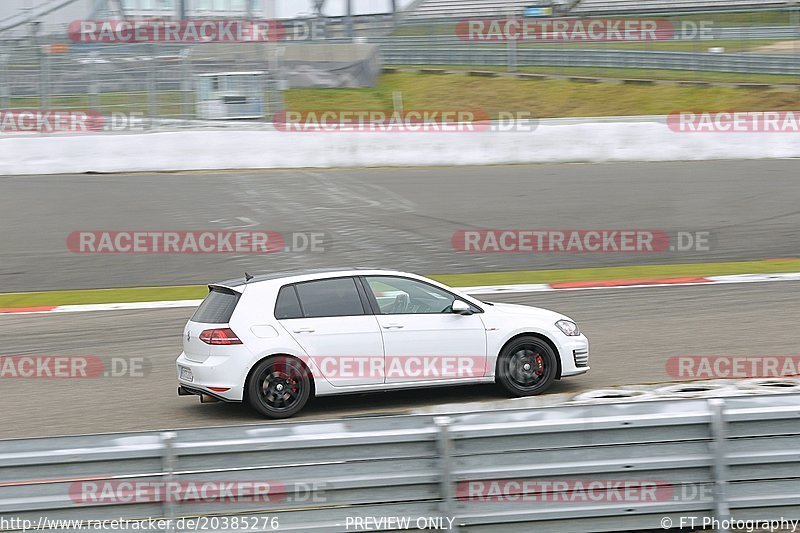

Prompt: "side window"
[294,278,366,318]
[365,276,474,315]
[274,285,302,320]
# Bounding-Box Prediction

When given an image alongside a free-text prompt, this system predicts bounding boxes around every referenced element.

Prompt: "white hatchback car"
[177,269,589,418]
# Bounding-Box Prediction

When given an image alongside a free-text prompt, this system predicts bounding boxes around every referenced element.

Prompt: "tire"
[495,336,558,397]
[247,356,311,418]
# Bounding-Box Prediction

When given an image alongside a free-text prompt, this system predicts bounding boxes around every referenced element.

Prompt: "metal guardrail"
[2,393,800,532]
[402,2,795,20]
[383,47,800,75]
[365,26,800,42]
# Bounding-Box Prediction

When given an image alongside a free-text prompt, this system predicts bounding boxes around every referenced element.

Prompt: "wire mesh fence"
[0,34,285,124]
[0,4,799,125]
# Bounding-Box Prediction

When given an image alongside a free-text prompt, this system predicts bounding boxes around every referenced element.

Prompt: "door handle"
[293,328,315,333]
[382,324,404,329]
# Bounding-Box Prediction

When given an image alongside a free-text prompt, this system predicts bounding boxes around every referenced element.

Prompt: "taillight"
[199,328,242,345]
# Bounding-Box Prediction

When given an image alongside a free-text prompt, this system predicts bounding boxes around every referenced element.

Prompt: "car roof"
[215,268,407,288]
[209,268,484,308]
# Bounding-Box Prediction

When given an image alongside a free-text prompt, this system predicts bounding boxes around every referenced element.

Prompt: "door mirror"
[452,300,473,316]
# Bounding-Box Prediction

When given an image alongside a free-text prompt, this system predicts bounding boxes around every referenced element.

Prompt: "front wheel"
[247,357,311,418]
[496,336,558,396]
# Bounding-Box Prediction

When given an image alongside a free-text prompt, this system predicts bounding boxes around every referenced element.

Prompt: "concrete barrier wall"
[2,118,799,176]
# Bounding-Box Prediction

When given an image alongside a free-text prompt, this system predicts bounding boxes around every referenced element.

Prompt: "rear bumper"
[176,351,245,401]
[177,385,237,403]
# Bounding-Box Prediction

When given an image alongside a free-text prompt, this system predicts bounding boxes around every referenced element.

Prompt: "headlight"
[555,319,580,336]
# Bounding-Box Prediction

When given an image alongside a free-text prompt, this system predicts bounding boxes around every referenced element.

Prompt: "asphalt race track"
[1,160,799,292]
[2,282,796,439]
[1,160,798,439]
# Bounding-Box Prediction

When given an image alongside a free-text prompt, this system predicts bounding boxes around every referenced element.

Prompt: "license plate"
[180,367,193,382]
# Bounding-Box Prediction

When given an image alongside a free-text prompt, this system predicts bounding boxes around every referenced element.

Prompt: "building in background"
[0,0,410,38]
[118,1,413,18]
[120,0,271,18]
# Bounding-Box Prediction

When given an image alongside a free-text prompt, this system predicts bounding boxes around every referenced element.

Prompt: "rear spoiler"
[208,284,245,295]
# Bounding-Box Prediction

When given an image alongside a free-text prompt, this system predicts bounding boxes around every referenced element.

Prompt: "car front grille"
[573,349,589,368]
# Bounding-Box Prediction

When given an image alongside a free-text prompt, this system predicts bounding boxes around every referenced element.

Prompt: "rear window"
[192,287,241,323]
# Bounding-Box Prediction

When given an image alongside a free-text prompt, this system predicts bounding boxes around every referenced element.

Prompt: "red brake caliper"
[534,354,545,377]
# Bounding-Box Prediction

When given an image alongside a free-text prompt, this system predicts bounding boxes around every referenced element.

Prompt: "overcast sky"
[0,0,418,20]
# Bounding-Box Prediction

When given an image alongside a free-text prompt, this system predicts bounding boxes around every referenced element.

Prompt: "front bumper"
[557,334,590,377]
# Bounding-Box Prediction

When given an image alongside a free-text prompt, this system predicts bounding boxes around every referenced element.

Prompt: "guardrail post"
[161,431,178,532]
[435,416,459,532]
[507,39,517,73]
[708,399,730,532]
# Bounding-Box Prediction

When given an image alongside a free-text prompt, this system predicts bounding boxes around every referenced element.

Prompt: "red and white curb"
[460,272,800,294]
[1,272,799,316]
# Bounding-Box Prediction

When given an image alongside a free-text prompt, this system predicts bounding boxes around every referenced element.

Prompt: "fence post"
[180,48,193,120]
[0,47,8,110]
[39,45,51,110]
[708,399,730,532]
[88,51,100,111]
[435,416,459,532]
[161,431,177,532]
[507,9,517,73]
[268,46,285,117]
[147,43,158,117]
[792,1,800,69]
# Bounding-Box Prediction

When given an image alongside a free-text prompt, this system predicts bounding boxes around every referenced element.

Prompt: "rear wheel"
[496,336,557,396]
[247,357,311,418]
